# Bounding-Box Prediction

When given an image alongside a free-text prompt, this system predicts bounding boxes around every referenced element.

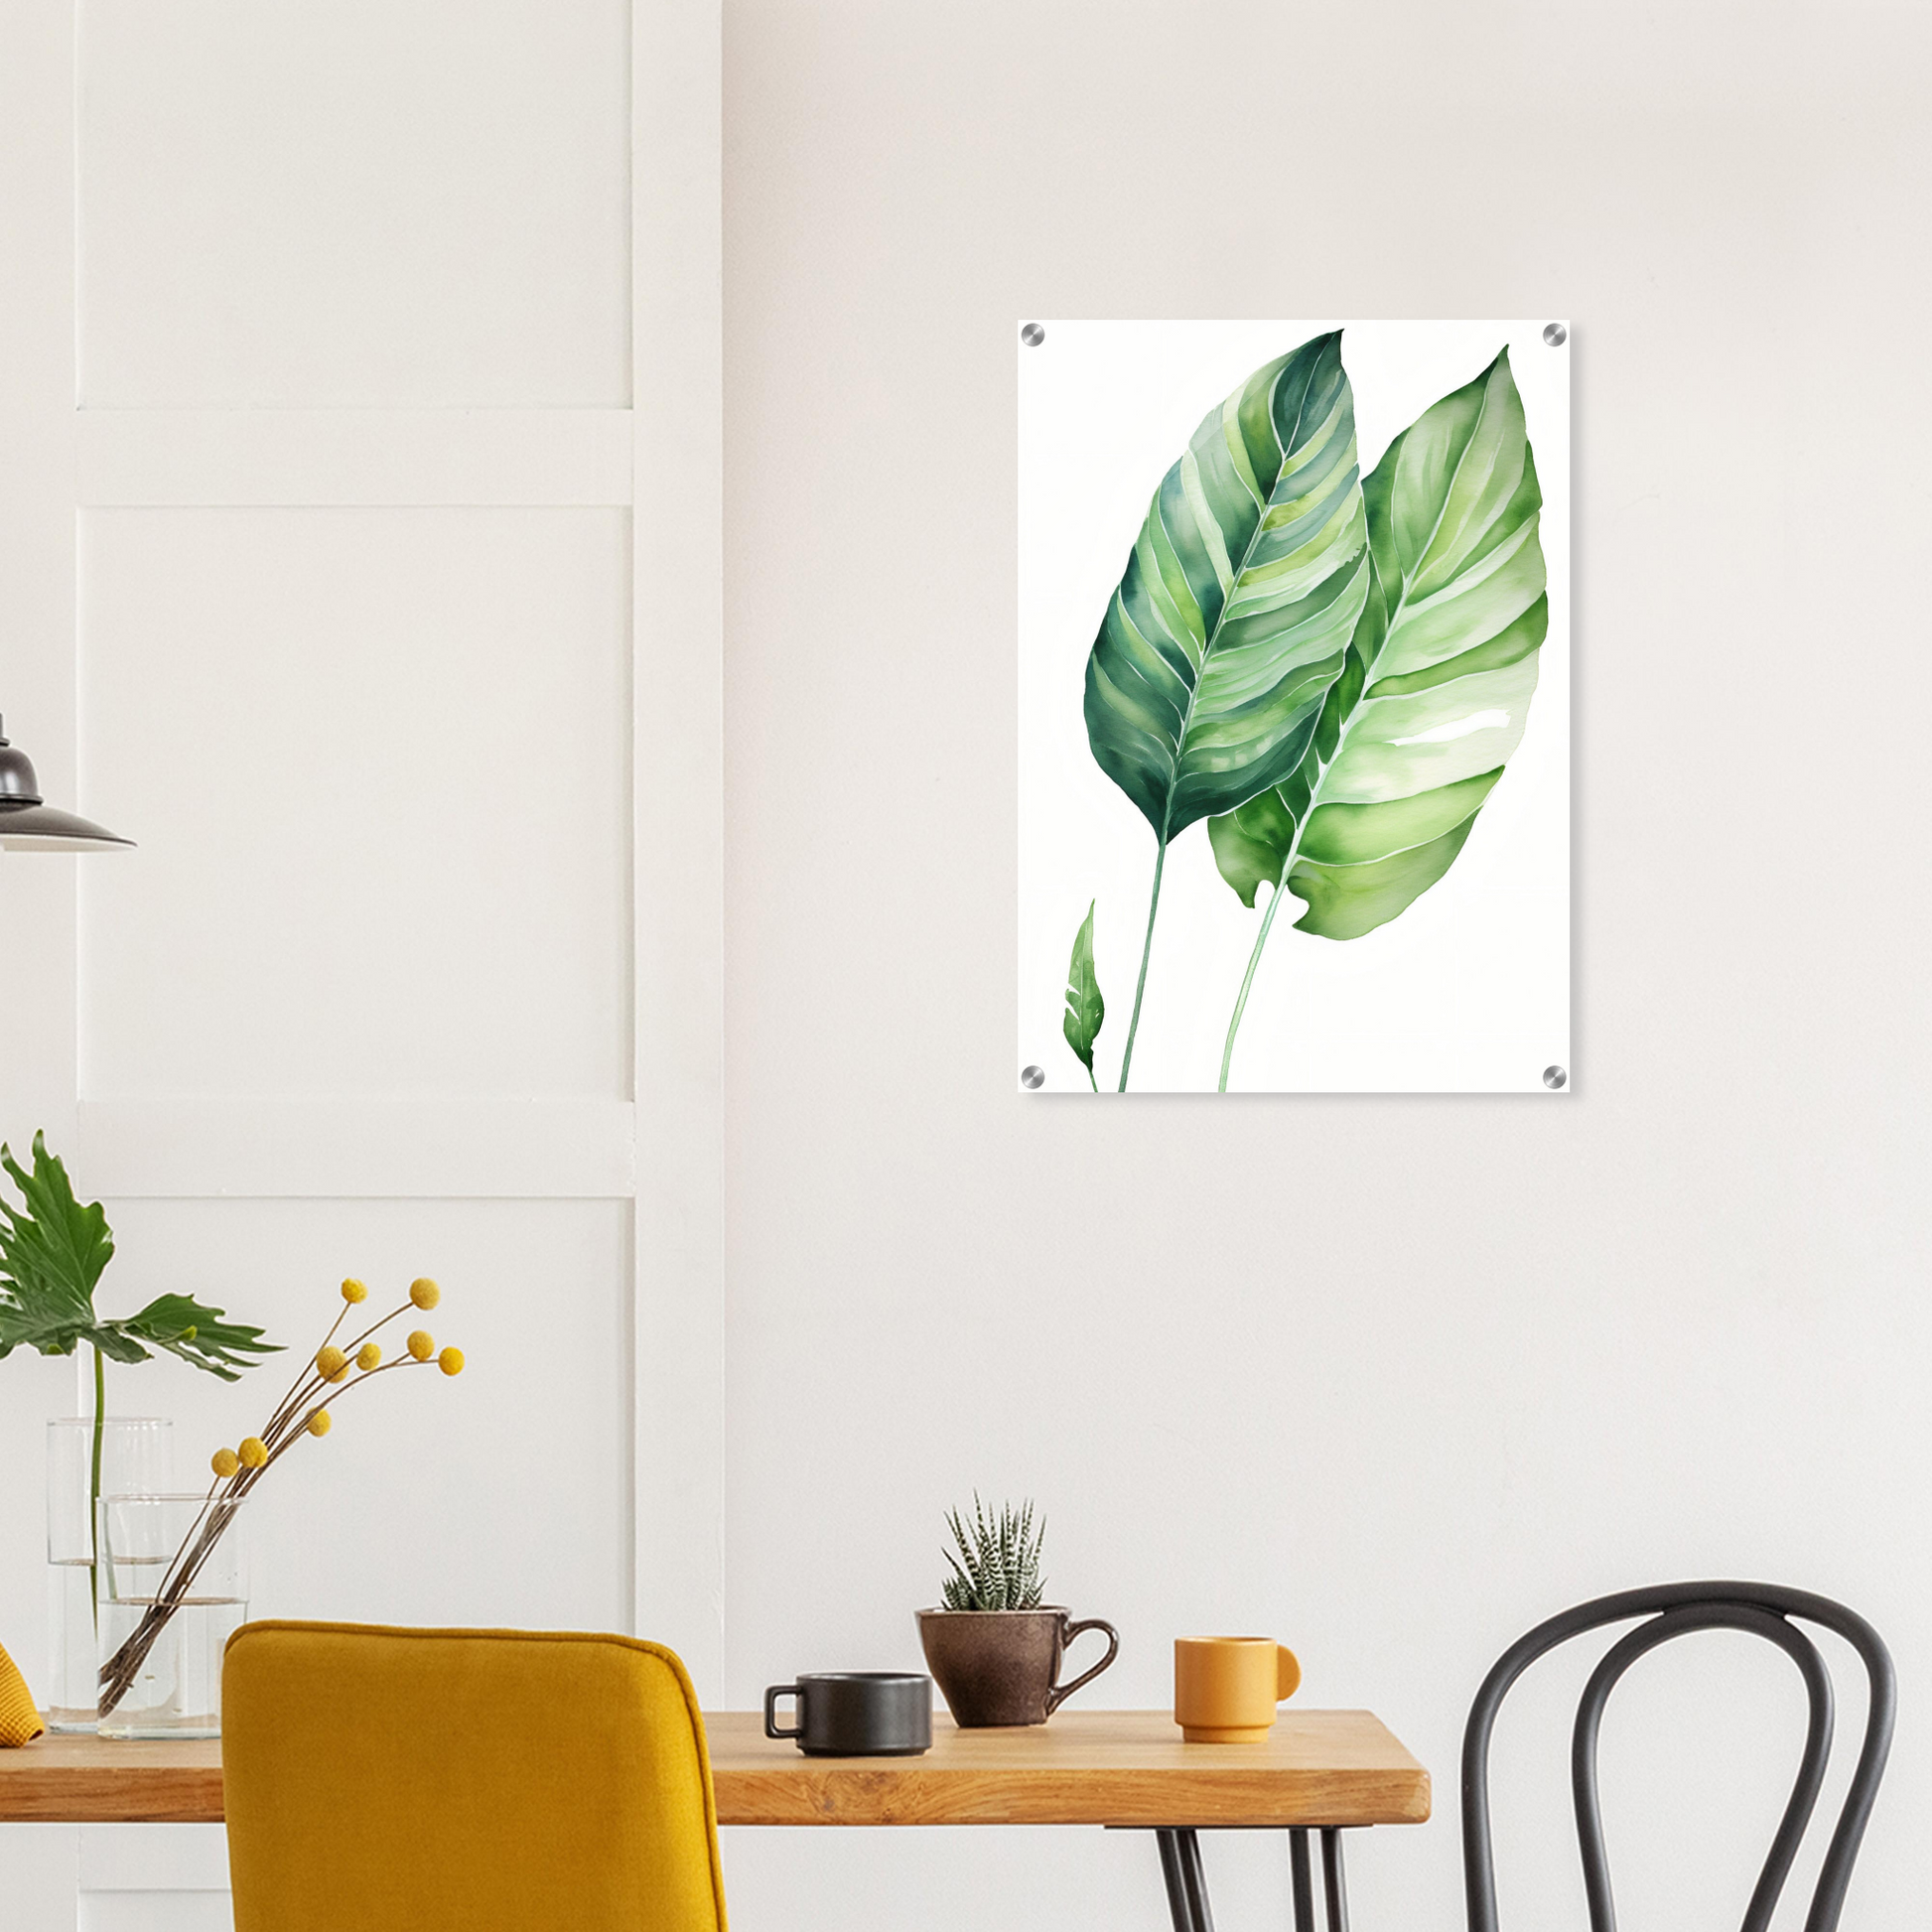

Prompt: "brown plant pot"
[915,1607,1119,1727]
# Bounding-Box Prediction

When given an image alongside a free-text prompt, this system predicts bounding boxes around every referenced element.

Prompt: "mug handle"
[763,1683,803,1739]
[1045,1617,1121,1714]
[1277,1644,1302,1701]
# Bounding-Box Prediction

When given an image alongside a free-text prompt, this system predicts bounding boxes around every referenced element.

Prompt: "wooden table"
[0,1710,1430,1932]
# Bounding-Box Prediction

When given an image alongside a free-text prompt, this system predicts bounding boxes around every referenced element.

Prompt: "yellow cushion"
[223,1621,728,1932]
[0,1638,44,1746]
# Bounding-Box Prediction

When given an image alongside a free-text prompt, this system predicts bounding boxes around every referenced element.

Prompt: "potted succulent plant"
[915,1496,1118,1727]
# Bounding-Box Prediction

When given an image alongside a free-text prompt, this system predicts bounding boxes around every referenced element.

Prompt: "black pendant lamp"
[0,716,133,851]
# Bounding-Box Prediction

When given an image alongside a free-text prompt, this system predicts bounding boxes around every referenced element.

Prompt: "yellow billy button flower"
[356,1342,382,1371]
[317,1344,348,1379]
[407,1329,435,1362]
[438,1347,465,1377]
[409,1278,441,1311]
[210,1448,240,1479]
[239,1437,269,1470]
[308,1411,332,1438]
[341,1278,368,1304]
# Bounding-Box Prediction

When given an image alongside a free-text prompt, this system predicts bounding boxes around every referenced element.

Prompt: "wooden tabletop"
[0,1710,1429,1830]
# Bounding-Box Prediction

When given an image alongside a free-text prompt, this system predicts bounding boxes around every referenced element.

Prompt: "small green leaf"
[1061,900,1105,1090]
[88,1327,155,1366]
[939,1494,1048,1610]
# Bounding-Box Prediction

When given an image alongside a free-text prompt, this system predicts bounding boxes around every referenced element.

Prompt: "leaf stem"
[1219,800,1316,1091]
[1219,882,1295,1090]
[1116,838,1167,1092]
[89,1344,104,1627]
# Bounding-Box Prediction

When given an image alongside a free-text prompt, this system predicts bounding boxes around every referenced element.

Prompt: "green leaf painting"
[1083,333,1369,1087]
[1061,328,1553,1090]
[1062,900,1104,1089]
[1210,349,1545,1086]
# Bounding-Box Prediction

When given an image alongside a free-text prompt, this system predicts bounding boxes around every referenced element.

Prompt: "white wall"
[718,2,1929,1928]
[5,2,1928,1929]
[1,1,722,1924]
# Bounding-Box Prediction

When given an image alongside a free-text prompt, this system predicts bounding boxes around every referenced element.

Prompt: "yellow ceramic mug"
[1173,1636,1302,1742]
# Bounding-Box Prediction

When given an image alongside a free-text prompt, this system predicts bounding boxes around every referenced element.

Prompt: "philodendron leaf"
[1084,332,1369,844]
[1061,900,1104,1088]
[0,1132,112,1358]
[115,1294,282,1381]
[0,1132,282,1375]
[1211,348,1545,937]
[1209,347,1546,1089]
[1085,332,1370,1086]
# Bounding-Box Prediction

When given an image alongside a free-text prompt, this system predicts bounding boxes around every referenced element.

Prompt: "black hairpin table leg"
[1154,1823,1351,1932]
[1290,1829,1316,1932]
[1320,1830,1350,1932]
[1156,1828,1216,1932]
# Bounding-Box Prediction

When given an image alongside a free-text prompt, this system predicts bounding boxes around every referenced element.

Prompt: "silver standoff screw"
[1543,1065,1569,1089]
[1020,323,1045,346]
[1021,1065,1045,1089]
[1543,323,1568,346]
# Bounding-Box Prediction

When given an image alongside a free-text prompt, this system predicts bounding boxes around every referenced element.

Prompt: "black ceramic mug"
[762,1671,933,1755]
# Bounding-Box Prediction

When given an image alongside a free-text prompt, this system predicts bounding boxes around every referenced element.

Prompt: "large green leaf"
[0,1132,279,1374]
[1083,332,1370,844]
[1061,900,1104,1088]
[1209,348,1546,940]
[0,1132,112,1358]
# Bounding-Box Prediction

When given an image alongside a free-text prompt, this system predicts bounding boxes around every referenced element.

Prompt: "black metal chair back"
[1461,1582,1893,1932]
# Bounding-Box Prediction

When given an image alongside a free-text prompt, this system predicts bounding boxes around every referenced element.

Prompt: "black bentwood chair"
[1462,1582,1895,1932]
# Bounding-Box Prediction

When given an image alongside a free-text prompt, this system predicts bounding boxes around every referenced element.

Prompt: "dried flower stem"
[96,1287,456,1719]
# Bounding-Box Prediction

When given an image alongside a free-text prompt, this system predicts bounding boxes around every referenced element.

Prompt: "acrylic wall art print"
[1019,322,1570,1093]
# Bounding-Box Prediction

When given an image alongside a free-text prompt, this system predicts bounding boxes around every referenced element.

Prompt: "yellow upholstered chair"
[223,1621,728,1932]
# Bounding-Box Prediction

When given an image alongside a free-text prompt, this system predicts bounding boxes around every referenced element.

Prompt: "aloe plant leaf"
[1085,332,1369,1085]
[1212,348,1546,1084]
[1061,901,1104,1089]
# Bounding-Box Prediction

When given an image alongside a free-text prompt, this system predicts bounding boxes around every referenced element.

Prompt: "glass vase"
[45,1417,172,1732]
[96,1490,248,1739]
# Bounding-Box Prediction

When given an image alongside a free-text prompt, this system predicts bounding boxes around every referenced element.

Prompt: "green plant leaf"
[1085,333,1370,1085]
[0,1302,88,1358]
[940,1495,1047,1610]
[114,1294,282,1382]
[1061,901,1104,1089]
[0,1132,112,1358]
[88,1326,157,1365]
[1085,333,1370,842]
[1211,349,1546,1082]
[1213,347,1544,932]
[0,1132,280,1377]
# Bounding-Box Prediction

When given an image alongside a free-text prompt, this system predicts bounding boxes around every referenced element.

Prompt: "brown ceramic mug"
[915,1606,1120,1727]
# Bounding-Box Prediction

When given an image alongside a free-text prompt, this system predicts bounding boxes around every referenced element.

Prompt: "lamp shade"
[0,717,133,851]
